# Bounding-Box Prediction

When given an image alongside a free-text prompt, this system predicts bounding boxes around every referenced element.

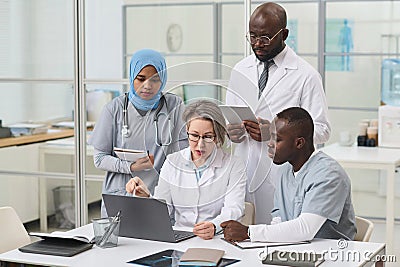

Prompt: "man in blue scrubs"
[221,107,356,242]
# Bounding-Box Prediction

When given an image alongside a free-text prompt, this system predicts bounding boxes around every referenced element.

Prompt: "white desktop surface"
[319,143,400,253]
[320,143,400,165]
[0,224,386,267]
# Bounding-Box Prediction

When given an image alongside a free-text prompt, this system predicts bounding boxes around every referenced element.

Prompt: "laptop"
[102,194,196,243]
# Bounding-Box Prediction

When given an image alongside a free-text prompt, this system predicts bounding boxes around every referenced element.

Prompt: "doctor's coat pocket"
[293,196,304,217]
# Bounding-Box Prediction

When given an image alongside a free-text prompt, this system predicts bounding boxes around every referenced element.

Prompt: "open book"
[222,238,310,249]
[29,231,95,244]
[114,147,147,162]
[19,231,94,257]
[219,105,257,124]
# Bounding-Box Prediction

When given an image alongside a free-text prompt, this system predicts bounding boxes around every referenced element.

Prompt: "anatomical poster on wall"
[326,18,354,72]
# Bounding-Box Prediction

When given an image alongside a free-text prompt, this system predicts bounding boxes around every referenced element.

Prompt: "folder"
[113,147,147,162]
[18,232,94,257]
[219,105,257,124]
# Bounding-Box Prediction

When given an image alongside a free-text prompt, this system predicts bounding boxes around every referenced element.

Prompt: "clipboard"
[114,147,147,162]
[219,105,257,124]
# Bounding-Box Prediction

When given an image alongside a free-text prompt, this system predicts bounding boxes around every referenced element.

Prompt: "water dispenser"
[381,58,400,106]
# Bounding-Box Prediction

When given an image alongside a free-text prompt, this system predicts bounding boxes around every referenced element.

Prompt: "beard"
[252,44,285,62]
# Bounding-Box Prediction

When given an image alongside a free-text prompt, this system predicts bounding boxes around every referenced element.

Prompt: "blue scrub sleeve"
[300,164,349,224]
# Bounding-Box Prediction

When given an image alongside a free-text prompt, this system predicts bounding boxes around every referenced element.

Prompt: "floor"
[368,220,400,266]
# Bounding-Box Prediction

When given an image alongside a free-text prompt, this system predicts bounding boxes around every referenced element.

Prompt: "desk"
[0,129,74,148]
[320,143,400,254]
[0,224,387,267]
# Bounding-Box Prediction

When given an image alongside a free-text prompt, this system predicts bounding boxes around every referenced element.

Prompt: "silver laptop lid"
[102,194,183,243]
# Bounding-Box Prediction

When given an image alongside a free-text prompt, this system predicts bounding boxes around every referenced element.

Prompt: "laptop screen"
[102,194,193,243]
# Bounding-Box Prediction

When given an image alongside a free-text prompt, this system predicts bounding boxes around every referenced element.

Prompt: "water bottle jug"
[381,59,400,106]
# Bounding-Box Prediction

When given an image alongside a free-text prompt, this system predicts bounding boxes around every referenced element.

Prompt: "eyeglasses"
[246,28,283,45]
[187,132,216,143]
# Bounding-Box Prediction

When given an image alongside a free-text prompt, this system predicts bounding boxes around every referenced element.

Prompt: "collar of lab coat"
[245,45,297,71]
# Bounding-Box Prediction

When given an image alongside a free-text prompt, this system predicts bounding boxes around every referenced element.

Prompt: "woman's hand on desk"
[126,177,150,197]
[193,221,215,240]
[130,154,154,172]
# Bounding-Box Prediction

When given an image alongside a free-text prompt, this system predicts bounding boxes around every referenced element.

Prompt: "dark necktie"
[258,60,274,99]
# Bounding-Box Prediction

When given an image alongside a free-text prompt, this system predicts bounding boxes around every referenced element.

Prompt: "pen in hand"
[132,181,138,196]
[215,227,225,235]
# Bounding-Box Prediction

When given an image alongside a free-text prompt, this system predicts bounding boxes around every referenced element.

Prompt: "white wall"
[85,0,123,81]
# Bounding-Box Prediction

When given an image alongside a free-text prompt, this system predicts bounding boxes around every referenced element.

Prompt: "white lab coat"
[226,46,331,224]
[154,147,246,231]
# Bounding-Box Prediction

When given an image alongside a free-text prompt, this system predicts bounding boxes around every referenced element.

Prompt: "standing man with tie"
[225,2,331,224]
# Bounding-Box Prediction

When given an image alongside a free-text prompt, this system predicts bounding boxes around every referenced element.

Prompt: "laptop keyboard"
[173,230,195,241]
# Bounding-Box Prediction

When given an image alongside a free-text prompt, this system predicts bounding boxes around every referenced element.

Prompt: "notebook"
[18,237,93,257]
[113,147,147,162]
[219,105,257,124]
[179,248,225,266]
[102,194,196,243]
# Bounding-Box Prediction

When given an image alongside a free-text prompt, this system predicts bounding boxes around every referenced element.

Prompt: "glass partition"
[1,0,400,234]
[0,0,76,233]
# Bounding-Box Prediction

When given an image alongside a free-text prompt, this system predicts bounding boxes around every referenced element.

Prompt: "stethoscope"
[122,93,172,146]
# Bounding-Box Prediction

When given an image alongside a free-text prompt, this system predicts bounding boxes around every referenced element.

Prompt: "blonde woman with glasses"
[126,99,246,240]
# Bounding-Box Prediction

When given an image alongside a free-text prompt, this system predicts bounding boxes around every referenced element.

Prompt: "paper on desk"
[222,238,309,249]
[52,121,95,129]
[29,231,95,244]
[8,123,48,136]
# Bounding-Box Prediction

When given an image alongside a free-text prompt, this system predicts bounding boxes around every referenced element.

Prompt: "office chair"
[0,206,31,254]
[354,216,374,242]
[240,202,255,226]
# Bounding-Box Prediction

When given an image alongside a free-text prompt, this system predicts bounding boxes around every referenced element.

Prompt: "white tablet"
[114,147,147,162]
[219,105,257,124]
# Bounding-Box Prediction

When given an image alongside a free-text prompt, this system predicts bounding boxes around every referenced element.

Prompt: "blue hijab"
[128,49,167,111]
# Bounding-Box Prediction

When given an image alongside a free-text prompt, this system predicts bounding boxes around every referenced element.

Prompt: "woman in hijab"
[90,49,188,217]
